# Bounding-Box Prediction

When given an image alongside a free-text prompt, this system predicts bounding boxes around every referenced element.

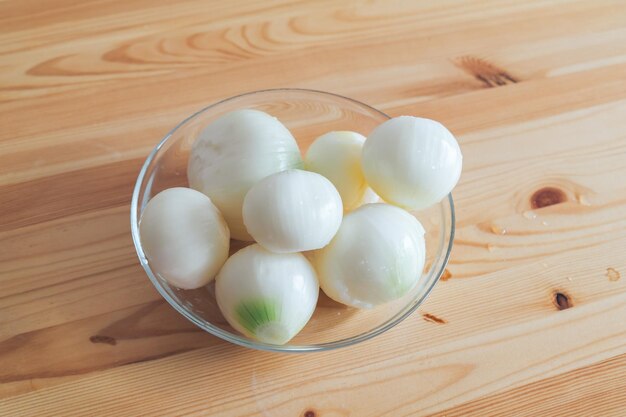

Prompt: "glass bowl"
[131,88,455,352]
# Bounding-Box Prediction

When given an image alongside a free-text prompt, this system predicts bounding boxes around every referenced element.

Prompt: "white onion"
[187,109,303,240]
[139,187,230,289]
[305,131,377,211]
[215,244,319,344]
[242,169,343,253]
[314,203,425,308]
[362,116,462,210]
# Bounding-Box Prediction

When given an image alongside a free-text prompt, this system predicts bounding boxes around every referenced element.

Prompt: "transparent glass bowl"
[131,88,455,352]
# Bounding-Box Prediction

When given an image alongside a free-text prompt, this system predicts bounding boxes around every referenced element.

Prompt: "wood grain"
[1,0,626,415]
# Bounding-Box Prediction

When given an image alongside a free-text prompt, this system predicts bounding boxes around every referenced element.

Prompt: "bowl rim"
[130,87,455,352]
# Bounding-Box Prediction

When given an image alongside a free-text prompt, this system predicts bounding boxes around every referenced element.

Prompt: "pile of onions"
[140,109,462,344]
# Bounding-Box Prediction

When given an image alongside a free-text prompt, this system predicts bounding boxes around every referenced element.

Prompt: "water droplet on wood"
[491,224,507,235]
[607,267,621,281]
[576,194,591,206]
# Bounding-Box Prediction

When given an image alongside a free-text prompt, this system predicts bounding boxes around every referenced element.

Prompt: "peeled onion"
[314,203,425,309]
[215,244,319,344]
[242,169,343,253]
[305,131,377,211]
[362,116,462,210]
[139,187,230,289]
[187,109,303,240]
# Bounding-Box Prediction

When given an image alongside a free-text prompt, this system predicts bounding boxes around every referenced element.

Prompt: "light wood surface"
[1,0,626,415]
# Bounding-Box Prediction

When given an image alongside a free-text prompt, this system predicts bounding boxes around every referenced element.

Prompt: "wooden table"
[1,1,625,415]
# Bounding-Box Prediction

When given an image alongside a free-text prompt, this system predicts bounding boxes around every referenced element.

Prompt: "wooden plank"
[1,291,625,416]
[429,352,626,417]
[1,0,626,415]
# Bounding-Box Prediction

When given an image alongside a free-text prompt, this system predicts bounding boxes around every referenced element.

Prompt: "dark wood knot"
[554,292,572,310]
[90,335,117,345]
[531,187,566,209]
